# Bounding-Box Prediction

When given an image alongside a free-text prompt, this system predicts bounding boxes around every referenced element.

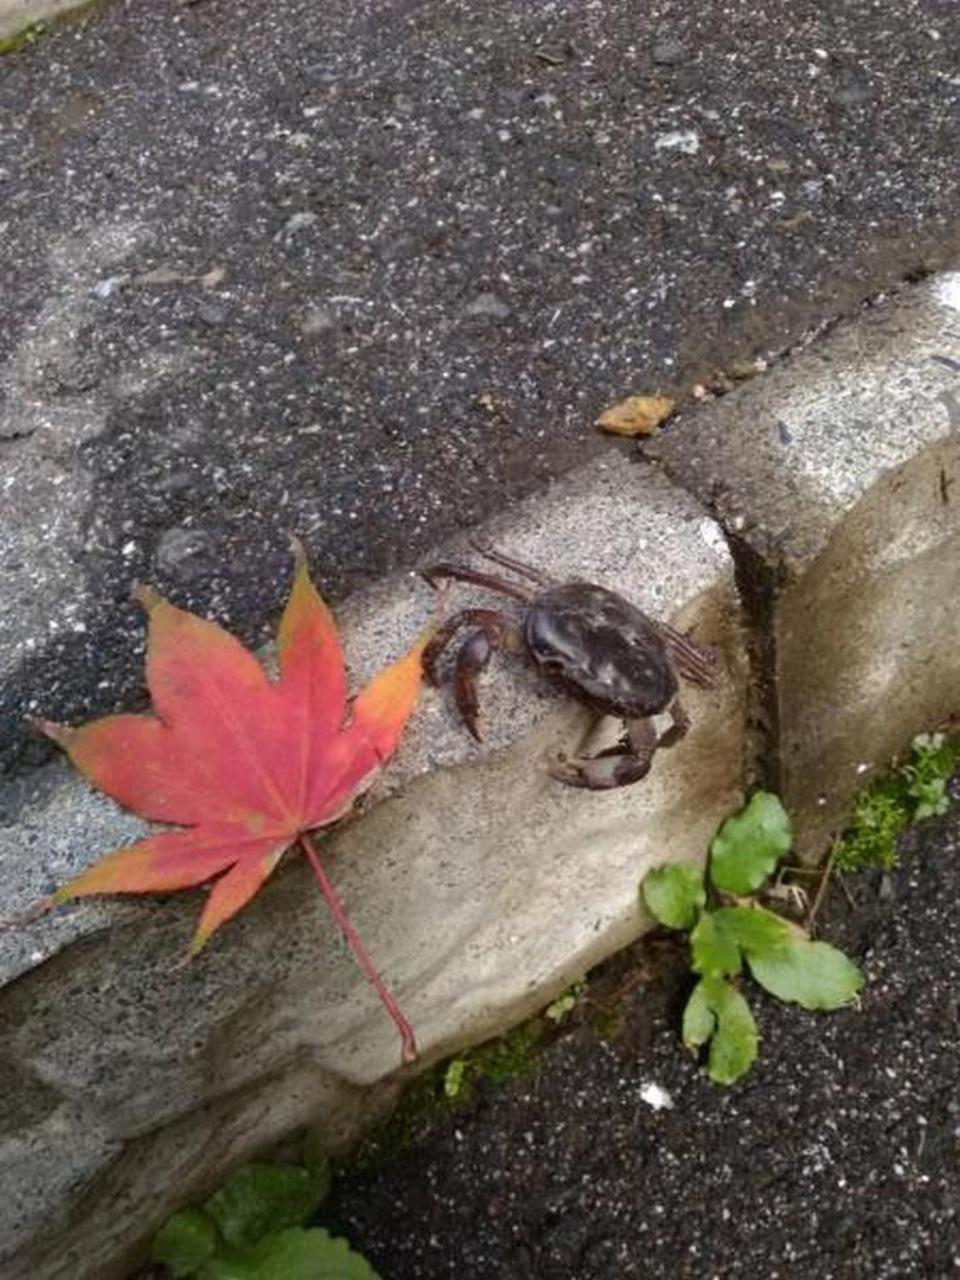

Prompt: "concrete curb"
[0,0,86,42]
[2,273,959,1276]
[651,271,960,857]
[1,456,746,1278]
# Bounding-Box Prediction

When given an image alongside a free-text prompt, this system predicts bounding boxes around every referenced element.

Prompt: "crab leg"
[468,539,555,587]
[656,697,691,749]
[453,630,495,740]
[421,608,519,683]
[420,563,532,604]
[654,620,718,688]
[421,608,523,739]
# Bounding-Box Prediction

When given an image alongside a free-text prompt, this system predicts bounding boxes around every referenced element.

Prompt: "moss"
[347,1067,447,1169]
[466,1018,544,1084]
[589,998,626,1040]
[833,777,910,874]
[0,20,48,54]
[346,1016,550,1169]
[833,732,959,875]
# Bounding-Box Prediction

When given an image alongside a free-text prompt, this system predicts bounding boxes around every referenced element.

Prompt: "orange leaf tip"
[34,718,73,749]
[132,582,163,612]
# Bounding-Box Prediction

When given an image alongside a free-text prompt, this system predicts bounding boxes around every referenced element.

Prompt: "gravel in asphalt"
[2,0,960,776]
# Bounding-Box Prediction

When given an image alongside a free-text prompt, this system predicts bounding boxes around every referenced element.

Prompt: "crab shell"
[524,582,678,720]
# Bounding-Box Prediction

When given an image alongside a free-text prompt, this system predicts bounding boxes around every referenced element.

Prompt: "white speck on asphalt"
[639,1081,674,1111]
[92,275,128,298]
[275,212,319,243]
[654,130,700,155]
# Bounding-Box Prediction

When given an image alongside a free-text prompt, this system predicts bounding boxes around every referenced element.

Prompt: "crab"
[420,542,719,789]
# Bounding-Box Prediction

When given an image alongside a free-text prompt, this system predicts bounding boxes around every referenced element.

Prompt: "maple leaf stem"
[298,832,418,1065]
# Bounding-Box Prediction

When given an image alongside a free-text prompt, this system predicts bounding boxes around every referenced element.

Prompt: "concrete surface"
[0,0,84,42]
[3,0,960,778]
[651,275,960,857]
[0,457,745,1279]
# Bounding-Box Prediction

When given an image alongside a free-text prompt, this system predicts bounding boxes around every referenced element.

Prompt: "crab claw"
[548,753,653,790]
[548,717,658,790]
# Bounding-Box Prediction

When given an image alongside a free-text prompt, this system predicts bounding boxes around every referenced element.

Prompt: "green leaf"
[545,991,577,1023]
[747,940,864,1010]
[910,777,948,820]
[443,1058,470,1098]
[690,911,741,977]
[641,861,706,930]
[202,1228,381,1280]
[682,979,716,1050]
[711,905,795,958]
[705,978,759,1085]
[205,1165,323,1250]
[709,791,792,895]
[149,1207,219,1277]
[682,976,758,1084]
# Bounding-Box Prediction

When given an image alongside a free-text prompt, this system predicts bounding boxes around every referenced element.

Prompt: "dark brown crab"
[421,542,718,789]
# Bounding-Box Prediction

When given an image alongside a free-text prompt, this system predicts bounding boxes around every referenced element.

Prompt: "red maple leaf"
[36,542,429,1062]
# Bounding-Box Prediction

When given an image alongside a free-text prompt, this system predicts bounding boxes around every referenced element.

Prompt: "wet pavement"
[2,0,960,775]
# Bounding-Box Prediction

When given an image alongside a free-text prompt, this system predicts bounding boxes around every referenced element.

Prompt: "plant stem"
[299,832,418,1064]
[805,842,837,934]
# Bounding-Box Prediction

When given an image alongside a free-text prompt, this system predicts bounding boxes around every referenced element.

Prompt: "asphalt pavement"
[2,0,960,776]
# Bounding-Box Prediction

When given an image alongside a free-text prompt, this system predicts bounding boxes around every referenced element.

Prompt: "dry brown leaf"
[596,393,676,437]
[201,266,227,291]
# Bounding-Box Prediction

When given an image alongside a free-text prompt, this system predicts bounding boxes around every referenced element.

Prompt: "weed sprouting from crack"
[641,792,863,1085]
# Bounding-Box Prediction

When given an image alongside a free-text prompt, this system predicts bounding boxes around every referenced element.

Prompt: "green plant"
[441,1018,545,1101]
[353,1012,554,1165]
[833,732,959,874]
[903,733,956,818]
[545,980,586,1024]
[149,1152,379,1279]
[641,791,863,1086]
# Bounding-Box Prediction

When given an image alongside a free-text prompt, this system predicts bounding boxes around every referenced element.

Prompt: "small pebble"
[833,80,871,107]
[652,38,686,66]
[299,304,336,335]
[654,130,700,155]
[639,1081,674,1111]
[197,300,228,327]
[155,527,215,575]
[465,292,511,319]
[275,211,319,244]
